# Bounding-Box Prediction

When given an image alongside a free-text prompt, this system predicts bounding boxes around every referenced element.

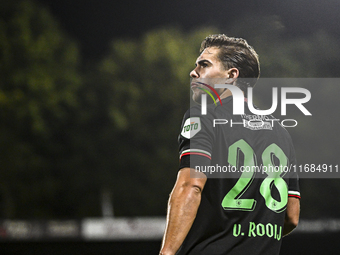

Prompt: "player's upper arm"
[285,196,300,227]
[174,167,207,194]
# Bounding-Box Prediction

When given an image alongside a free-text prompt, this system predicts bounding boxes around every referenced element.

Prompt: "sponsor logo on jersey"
[241,114,273,130]
[181,117,201,139]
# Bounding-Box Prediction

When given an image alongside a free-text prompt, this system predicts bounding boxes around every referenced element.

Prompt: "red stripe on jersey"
[288,194,301,199]
[180,152,212,160]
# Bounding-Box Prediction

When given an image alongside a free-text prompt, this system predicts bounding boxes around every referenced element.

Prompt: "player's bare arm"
[283,197,300,236]
[159,168,207,255]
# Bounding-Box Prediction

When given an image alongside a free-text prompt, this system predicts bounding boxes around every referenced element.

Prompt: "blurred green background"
[0,0,339,220]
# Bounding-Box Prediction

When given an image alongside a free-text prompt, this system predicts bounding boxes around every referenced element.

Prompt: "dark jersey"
[177,96,300,255]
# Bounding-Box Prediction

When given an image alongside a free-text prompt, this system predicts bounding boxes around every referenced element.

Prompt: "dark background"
[37,0,340,61]
[1,0,340,253]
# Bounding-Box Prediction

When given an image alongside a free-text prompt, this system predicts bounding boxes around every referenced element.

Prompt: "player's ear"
[228,68,239,78]
[225,68,239,84]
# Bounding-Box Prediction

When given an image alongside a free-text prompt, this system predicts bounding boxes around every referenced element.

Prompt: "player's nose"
[190,69,199,78]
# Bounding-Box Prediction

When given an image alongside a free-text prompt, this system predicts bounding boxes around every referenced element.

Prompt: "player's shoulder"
[180,105,217,139]
[182,104,217,120]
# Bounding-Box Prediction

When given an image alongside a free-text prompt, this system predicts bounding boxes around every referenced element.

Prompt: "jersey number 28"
[221,139,288,213]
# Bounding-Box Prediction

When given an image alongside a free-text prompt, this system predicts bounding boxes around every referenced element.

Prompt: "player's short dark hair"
[200,34,260,95]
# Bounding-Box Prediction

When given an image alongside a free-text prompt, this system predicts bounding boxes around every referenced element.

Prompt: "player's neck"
[219,88,245,100]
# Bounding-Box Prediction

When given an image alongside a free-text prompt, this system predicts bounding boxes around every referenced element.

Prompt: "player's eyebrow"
[195,59,211,66]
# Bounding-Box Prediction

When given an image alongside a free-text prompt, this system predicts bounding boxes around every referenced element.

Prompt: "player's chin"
[192,90,202,104]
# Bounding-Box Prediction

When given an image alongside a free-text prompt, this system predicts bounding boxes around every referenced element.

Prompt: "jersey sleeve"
[287,139,301,199]
[178,106,214,171]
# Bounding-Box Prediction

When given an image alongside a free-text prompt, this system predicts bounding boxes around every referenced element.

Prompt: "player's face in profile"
[190,47,229,103]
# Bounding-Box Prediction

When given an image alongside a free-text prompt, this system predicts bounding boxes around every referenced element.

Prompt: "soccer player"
[159,34,300,255]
